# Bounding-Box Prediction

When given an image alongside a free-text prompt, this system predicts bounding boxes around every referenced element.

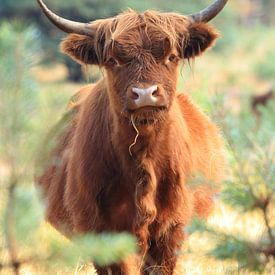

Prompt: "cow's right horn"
[37,0,95,36]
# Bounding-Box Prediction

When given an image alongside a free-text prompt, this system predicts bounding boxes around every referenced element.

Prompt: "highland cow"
[36,0,227,274]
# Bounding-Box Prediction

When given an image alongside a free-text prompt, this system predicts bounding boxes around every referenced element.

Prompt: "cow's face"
[61,11,218,123]
[38,0,228,124]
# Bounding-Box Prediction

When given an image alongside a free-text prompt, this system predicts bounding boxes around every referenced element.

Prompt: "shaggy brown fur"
[37,9,225,275]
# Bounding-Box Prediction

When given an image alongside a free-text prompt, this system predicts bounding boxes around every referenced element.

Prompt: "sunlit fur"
[37,9,225,275]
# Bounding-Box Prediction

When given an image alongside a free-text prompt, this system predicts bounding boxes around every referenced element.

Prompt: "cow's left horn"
[37,0,95,36]
[188,0,228,23]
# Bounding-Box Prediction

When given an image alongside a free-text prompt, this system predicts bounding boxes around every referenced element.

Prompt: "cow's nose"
[131,85,159,107]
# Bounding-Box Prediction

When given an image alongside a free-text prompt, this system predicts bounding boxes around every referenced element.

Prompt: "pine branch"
[4,177,19,275]
[262,198,274,245]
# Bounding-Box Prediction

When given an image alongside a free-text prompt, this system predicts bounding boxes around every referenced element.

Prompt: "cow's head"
[38,0,228,124]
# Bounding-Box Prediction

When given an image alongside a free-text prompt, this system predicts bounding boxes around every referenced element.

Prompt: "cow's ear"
[182,23,219,59]
[60,34,100,65]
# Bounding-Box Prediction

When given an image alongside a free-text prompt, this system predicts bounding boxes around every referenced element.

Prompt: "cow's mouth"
[127,106,167,126]
[126,105,167,114]
[135,118,155,126]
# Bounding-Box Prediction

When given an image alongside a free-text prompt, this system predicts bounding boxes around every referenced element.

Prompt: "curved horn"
[37,0,95,36]
[188,0,228,23]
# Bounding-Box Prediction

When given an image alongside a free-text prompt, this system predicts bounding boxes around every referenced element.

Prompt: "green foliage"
[232,27,275,83]
[125,0,203,13]
[221,180,256,212]
[210,237,262,271]
[187,97,275,272]
[187,218,263,271]
[0,23,43,273]
[43,232,136,269]
[255,46,275,82]
[0,22,41,172]
[0,0,123,20]
[64,233,136,267]
[222,102,275,210]
[12,187,44,245]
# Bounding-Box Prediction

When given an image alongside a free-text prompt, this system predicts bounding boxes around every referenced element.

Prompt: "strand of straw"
[129,115,139,156]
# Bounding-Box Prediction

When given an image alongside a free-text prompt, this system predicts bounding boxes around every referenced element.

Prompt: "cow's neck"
[112,112,169,162]
[108,111,170,232]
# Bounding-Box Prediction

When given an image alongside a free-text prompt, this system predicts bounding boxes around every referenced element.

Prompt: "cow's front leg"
[142,223,184,275]
[95,254,141,275]
[95,264,123,275]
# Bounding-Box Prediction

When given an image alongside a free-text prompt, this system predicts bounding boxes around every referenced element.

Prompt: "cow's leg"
[142,224,184,275]
[95,255,141,275]
[94,264,123,275]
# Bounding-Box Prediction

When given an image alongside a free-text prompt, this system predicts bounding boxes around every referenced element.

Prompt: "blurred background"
[0,0,274,274]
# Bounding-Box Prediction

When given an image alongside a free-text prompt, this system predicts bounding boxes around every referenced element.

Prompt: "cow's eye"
[168,54,178,63]
[106,57,118,67]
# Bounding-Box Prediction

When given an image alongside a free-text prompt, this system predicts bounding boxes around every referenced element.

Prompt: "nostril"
[152,88,159,97]
[132,91,139,100]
